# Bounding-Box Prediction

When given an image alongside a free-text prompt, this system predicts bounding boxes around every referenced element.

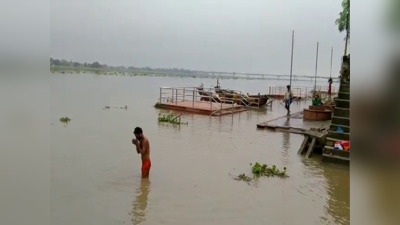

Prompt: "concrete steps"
[322,78,350,164]
[323,146,350,160]
[329,123,350,133]
[338,92,350,100]
[327,130,350,141]
[335,98,350,108]
[332,115,350,126]
[325,137,343,147]
[333,107,350,118]
[339,83,350,92]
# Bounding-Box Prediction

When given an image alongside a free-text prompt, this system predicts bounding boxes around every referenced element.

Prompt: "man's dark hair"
[133,127,143,134]
[286,85,290,89]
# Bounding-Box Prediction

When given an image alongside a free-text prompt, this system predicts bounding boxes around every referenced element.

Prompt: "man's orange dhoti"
[141,159,151,178]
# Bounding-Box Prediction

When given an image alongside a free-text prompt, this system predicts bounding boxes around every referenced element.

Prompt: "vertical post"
[210,96,212,110]
[175,88,178,105]
[192,90,195,107]
[220,97,223,116]
[183,88,186,101]
[159,87,162,103]
[314,42,319,92]
[300,89,302,100]
[289,30,294,88]
[171,88,174,103]
[329,46,333,78]
[288,30,294,114]
[231,95,233,111]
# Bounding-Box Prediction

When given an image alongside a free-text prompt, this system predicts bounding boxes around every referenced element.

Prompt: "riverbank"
[50,65,340,82]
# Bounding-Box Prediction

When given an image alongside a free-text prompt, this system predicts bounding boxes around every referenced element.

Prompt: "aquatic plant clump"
[235,174,253,184]
[157,113,188,125]
[250,162,288,178]
[235,162,288,183]
[59,117,71,124]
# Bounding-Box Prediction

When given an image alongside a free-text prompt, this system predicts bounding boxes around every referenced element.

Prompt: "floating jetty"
[156,86,247,116]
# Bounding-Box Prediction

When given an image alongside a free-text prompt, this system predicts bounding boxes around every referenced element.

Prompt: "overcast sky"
[51,0,381,77]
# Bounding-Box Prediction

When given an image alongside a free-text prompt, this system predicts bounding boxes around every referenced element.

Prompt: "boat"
[196,83,215,97]
[247,94,270,107]
[197,79,270,107]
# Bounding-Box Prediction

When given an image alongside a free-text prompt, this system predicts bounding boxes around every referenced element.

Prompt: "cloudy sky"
[51,0,382,77]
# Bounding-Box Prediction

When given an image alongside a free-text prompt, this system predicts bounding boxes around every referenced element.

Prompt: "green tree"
[91,62,102,68]
[387,0,400,32]
[335,0,350,55]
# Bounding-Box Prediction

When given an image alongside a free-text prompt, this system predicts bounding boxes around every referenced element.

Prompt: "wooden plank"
[305,130,325,139]
[305,137,316,158]
[256,111,303,128]
[170,114,182,122]
[298,136,309,155]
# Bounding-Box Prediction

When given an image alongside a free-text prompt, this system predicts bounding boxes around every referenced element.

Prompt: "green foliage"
[157,113,188,125]
[251,162,288,178]
[335,0,350,35]
[387,0,400,32]
[335,0,350,55]
[235,162,288,184]
[59,117,71,124]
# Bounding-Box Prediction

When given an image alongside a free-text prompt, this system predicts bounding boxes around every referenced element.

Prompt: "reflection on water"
[323,164,350,224]
[281,117,291,164]
[50,74,349,225]
[132,179,150,225]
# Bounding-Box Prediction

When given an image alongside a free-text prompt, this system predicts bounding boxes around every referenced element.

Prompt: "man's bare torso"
[139,137,150,161]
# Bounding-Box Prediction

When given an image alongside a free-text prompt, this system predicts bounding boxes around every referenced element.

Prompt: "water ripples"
[51,75,349,225]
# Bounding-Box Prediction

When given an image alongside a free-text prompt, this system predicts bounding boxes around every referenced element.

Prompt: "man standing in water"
[132,127,151,178]
[283,85,293,115]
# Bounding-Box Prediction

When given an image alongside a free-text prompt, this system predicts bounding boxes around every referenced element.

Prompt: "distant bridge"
[188,71,340,82]
[52,65,340,82]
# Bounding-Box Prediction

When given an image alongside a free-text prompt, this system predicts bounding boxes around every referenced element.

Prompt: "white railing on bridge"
[268,85,338,99]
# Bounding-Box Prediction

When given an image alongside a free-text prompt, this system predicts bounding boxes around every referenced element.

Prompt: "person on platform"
[132,127,151,178]
[312,92,322,106]
[283,85,293,115]
[328,78,333,97]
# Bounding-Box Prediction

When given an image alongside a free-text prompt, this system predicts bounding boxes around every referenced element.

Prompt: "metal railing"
[268,85,338,100]
[158,86,263,115]
[159,87,220,115]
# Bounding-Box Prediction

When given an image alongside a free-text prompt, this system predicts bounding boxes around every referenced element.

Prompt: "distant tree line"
[50,57,205,74]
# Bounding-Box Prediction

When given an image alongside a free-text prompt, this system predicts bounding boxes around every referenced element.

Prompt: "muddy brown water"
[51,74,349,225]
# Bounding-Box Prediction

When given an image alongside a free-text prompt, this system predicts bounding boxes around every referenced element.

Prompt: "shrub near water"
[157,113,188,125]
[235,162,288,183]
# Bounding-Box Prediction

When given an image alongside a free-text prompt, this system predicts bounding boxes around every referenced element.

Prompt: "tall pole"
[329,46,333,78]
[287,30,294,115]
[289,30,294,87]
[314,42,319,91]
[328,46,333,101]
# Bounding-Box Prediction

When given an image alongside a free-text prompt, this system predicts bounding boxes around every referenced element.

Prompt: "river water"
[50,74,349,225]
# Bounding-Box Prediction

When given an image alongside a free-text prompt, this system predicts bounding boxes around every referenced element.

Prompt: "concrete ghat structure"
[322,83,350,163]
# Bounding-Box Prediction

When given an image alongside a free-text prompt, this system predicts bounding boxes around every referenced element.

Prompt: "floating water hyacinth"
[59,117,71,125]
[235,162,288,183]
[157,113,188,125]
